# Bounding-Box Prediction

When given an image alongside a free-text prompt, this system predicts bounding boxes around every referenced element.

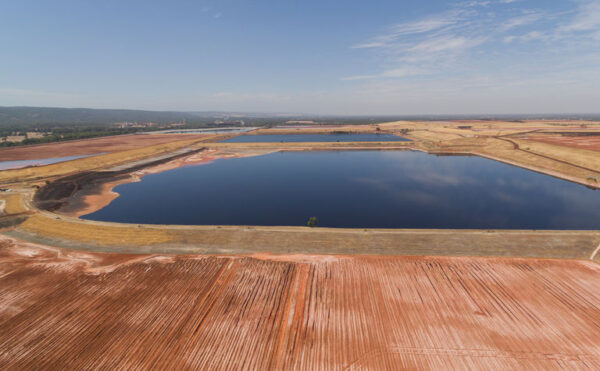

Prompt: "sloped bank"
[34,148,206,213]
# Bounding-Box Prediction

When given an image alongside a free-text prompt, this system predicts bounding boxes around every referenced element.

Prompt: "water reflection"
[83,150,600,229]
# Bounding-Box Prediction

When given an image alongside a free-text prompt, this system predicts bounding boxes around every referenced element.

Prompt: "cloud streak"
[499,11,543,32]
[344,0,600,84]
[560,1,600,33]
[351,9,470,49]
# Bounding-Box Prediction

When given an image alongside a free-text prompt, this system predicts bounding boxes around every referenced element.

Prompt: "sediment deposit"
[1,237,599,369]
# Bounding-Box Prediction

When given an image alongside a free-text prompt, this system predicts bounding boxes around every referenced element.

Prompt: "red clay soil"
[1,237,600,369]
[522,134,600,152]
[0,134,209,161]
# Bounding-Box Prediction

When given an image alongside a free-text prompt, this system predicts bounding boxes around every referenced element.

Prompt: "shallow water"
[219,133,410,142]
[0,154,101,171]
[83,150,600,229]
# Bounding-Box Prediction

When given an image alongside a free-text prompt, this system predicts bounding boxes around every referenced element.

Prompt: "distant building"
[5,135,26,143]
[285,120,314,124]
[167,122,186,128]
[114,122,157,128]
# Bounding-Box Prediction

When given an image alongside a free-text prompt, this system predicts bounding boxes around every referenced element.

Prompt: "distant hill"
[0,106,213,127]
[1,106,597,128]
[0,106,322,131]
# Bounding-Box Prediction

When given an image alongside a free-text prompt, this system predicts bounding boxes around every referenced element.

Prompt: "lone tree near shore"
[307,217,318,227]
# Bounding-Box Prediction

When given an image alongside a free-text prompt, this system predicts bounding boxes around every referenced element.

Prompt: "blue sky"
[1,0,599,114]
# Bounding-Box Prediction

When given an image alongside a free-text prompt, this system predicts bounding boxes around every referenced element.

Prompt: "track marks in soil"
[1,239,600,369]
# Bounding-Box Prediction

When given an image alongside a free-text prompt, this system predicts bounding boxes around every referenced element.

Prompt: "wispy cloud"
[344,0,600,83]
[504,30,546,43]
[499,11,543,31]
[200,6,223,20]
[456,0,518,8]
[409,35,484,53]
[351,9,468,49]
[342,67,426,81]
[390,13,461,35]
[345,5,485,81]
[560,1,600,33]
[341,75,377,81]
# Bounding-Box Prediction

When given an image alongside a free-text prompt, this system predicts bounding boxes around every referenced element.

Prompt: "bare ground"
[519,133,600,152]
[0,133,211,161]
[0,236,599,369]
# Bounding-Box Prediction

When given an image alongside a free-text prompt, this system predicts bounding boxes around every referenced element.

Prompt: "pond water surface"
[82,151,600,229]
[0,154,101,171]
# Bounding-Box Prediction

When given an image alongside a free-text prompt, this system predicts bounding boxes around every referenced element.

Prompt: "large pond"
[82,151,600,229]
[219,133,409,142]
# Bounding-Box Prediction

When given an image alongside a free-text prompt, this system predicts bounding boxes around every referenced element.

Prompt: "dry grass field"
[0,194,28,215]
[0,138,207,185]
[6,213,599,259]
[1,237,599,369]
[0,133,210,161]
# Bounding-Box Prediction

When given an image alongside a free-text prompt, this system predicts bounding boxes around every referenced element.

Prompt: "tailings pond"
[82,151,600,229]
[0,154,102,171]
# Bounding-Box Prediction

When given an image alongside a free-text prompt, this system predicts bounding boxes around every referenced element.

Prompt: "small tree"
[307,217,318,227]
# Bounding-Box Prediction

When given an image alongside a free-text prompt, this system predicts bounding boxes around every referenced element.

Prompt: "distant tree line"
[0,128,144,148]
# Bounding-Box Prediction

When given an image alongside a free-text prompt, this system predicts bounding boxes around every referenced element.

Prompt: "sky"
[1,0,599,115]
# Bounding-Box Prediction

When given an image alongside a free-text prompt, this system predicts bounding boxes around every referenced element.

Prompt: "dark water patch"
[83,151,600,229]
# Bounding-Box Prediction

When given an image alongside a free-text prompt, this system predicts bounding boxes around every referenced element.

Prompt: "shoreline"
[57,148,278,218]
[53,143,600,219]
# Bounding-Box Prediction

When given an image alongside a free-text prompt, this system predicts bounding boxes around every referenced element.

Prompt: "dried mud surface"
[521,133,600,152]
[1,236,600,369]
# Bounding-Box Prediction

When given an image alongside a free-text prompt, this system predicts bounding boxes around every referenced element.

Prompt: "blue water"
[83,151,600,229]
[0,154,101,171]
[219,133,410,142]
